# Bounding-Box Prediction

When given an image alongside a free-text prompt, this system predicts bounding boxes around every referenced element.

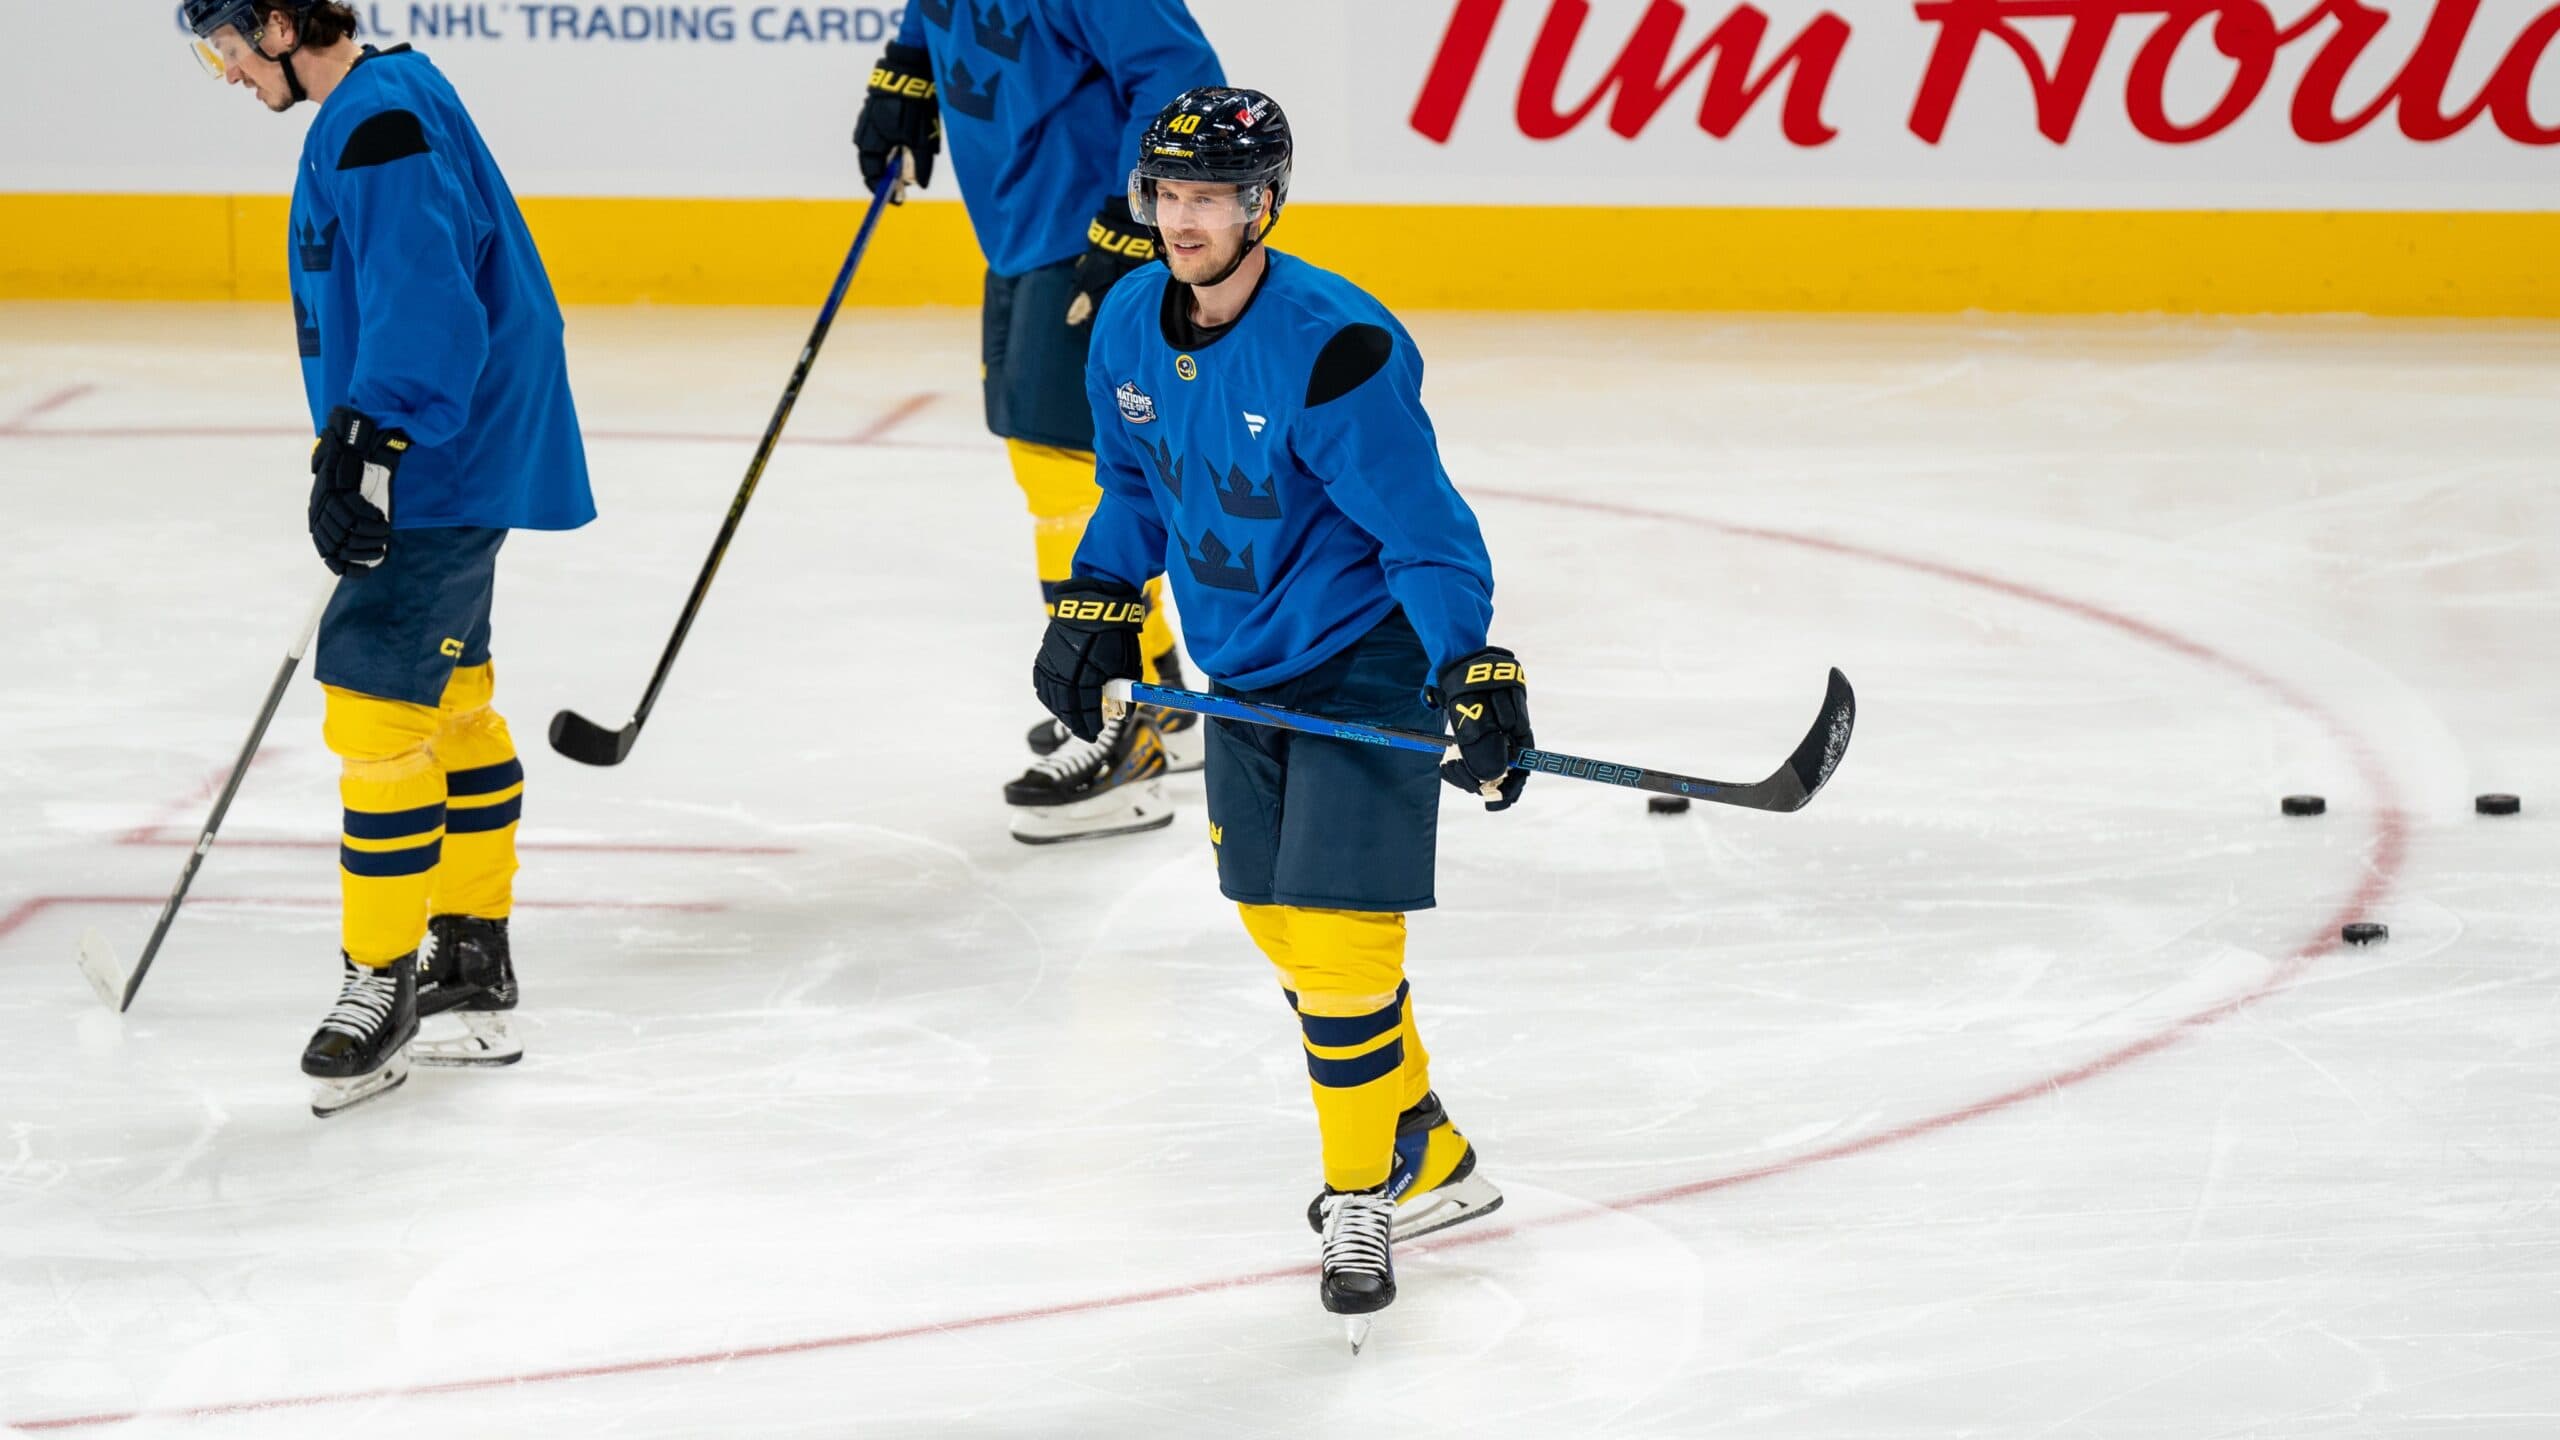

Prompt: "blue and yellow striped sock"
[324,686,445,966]
[429,663,522,921]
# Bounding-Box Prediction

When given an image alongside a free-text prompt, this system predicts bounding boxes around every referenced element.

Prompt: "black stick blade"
[549,709,639,767]
[1771,667,1856,811]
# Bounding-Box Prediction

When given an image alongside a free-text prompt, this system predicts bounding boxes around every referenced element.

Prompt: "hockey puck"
[2281,795,2327,817]
[1648,795,1692,816]
[2476,793,2521,816]
[2341,922,2388,945]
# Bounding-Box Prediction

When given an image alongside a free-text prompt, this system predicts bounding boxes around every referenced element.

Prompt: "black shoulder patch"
[1305,324,1395,408]
[337,110,431,171]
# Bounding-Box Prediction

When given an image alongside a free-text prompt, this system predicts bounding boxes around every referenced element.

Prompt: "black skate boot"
[1317,1185,1397,1354]
[302,953,419,1117]
[415,914,522,1068]
[1005,710,1176,844]
[1027,652,1201,774]
[1307,1091,1504,1242]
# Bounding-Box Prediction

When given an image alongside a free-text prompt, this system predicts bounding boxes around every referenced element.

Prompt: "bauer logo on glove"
[1033,579,1150,742]
[1431,645,1534,811]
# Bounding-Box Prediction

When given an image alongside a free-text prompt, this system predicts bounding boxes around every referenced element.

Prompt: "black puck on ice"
[2282,795,2327,816]
[2342,922,2388,945]
[1649,795,1692,815]
[2476,793,2522,816]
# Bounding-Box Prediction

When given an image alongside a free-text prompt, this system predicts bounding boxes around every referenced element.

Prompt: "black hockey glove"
[1065,197,1158,326]
[1430,647,1534,812]
[308,405,405,577]
[854,43,940,199]
[1032,581,1149,742]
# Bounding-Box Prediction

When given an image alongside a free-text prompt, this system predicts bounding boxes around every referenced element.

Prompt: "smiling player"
[1031,88,1535,1346]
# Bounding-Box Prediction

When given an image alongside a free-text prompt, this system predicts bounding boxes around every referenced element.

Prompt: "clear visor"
[1129,173,1269,231]
[188,24,252,77]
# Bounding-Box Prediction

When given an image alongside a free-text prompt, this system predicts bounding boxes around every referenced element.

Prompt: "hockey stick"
[549,159,902,767]
[79,582,336,1012]
[1105,667,1856,814]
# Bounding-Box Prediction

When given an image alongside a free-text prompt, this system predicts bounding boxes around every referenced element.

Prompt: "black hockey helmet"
[180,0,323,78]
[1129,88,1293,269]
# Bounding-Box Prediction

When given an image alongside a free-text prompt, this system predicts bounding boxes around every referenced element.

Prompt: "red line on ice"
[0,383,95,431]
[9,497,2411,1433]
[0,893,725,947]
[849,390,936,445]
[116,830,796,857]
[116,757,796,856]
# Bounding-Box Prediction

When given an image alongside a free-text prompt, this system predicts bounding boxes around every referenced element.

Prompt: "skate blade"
[1394,1174,1505,1243]
[412,1012,522,1068]
[310,1049,411,1118]
[1008,783,1175,846]
[1345,1315,1372,1355]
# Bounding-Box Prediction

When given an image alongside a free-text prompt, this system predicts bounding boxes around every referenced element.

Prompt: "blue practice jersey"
[1077,253,1496,691]
[290,46,595,533]
[896,0,1221,278]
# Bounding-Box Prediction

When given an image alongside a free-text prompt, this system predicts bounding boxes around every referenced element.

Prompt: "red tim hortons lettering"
[1410,0,1853,147]
[1909,0,2560,147]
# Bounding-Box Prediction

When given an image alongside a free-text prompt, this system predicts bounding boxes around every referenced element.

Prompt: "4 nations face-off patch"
[1117,381,1157,425]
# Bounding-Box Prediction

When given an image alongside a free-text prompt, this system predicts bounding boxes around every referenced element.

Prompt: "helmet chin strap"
[1191,208,1278,292]
[256,27,310,106]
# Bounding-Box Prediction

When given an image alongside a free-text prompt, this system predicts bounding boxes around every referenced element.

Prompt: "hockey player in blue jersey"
[852,0,1223,844]
[1033,89,1535,1346]
[184,0,596,1116]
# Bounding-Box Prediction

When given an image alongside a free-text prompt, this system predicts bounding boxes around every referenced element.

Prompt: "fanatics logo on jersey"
[1116,381,1157,425]
[1176,355,1199,382]
[1243,411,1267,437]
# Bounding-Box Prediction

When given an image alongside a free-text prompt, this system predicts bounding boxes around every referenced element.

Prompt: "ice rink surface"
[2,301,2554,1436]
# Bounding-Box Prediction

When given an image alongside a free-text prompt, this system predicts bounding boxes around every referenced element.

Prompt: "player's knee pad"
[324,685,440,765]
[1266,907,1408,1002]
[1010,441,1102,587]
[1007,440,1102,518]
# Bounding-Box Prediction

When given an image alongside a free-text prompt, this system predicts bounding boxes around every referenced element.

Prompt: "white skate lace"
[1320,1192,1394,1281]
[1025,714,1122,783]
[319,965,400,1041]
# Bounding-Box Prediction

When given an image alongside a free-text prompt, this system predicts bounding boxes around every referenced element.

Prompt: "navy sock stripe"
[1296,980,1409,1049]
[1306,1037,1404,1089]
[445,794,522,835]
[446,758,525,798]
[341,839,442,878]
[342,802,447,842]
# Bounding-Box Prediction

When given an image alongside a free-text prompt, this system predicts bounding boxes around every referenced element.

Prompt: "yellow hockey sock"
[322,686,445,965]
[1241,904,1420,1193]
[1008,439,1177,684]
[428,662,521,921]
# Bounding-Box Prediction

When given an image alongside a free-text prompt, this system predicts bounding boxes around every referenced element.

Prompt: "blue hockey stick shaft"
[1106,667,1857,815]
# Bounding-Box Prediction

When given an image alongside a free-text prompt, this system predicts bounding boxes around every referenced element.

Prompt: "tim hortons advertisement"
[1353,0,2560,208]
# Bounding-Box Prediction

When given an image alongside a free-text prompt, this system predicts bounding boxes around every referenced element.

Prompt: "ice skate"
[1308,1091,1504,1242]
[414,914,522,1068]
[302,953,418,1118]
[1317,1186,1397,1353]
[1029,704,1202,774]
[1026,652,1202,774]
[1006,710,1176,844]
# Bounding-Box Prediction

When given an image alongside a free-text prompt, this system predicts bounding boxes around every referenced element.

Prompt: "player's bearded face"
[206,20,295,112]
[1151,181,1260,285]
